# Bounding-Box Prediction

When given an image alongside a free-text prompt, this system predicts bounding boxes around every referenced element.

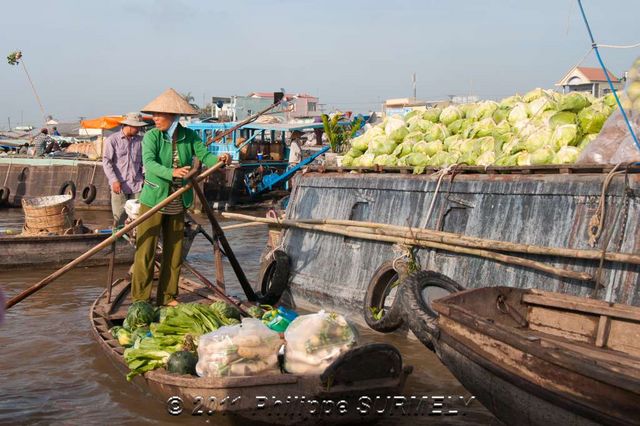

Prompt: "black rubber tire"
[400,270,465,351]
[256,250,290,305]
[363,260,404,333]
[58,180,76,199]
[81,184,97,204]
[0,186,10,205]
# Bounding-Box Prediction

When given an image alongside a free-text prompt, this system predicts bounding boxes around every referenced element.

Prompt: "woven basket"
[22,195,75,235]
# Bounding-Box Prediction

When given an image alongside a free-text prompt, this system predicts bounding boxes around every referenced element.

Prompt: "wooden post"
[190,171,256,301]
[106,241,116,303]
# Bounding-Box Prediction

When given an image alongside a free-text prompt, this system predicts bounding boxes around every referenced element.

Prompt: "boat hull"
[436,339,601,426]
[89,280,410,425]
[422,286,640,426]
[0,233,134,268]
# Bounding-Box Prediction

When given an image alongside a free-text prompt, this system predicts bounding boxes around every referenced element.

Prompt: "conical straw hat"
[140,88,199,115]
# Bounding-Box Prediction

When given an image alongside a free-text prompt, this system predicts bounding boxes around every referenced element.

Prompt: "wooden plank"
[606,319,640,357]
[595,315,610,348]
[528,306,598,344]
[523,293,640,323]
[536,332,640,374]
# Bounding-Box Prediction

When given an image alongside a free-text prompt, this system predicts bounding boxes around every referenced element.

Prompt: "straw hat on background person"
[120,112,147,127]
[141,88,199,115]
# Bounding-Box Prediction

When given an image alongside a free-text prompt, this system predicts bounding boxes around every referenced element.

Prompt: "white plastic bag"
[284,311,357,375]
[577,110,640,164]
[124,199,141,220]
[196,318,281,377]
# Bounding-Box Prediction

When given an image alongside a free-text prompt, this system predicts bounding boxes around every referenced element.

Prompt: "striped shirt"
[161,138,184,215]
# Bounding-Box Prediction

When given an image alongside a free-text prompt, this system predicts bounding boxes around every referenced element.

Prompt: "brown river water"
[0,209,496,425]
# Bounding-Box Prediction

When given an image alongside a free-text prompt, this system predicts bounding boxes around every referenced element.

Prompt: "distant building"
[209,96,233,121]
[556,66,623,97]
[383,97,450,117]
[234,92,320,121]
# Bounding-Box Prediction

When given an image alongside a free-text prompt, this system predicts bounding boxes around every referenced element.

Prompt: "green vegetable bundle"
[120,300,243,380]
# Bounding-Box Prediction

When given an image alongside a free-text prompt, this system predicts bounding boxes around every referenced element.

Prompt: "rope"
[391,243,413,273]
[576,0,640,154]
[587,163,624,247]
[89,163,97,184]
[264,208,285,261]
[3,160,13,187]
[264,239,284,262]
[424,165,453,228]
[593,172,631,299]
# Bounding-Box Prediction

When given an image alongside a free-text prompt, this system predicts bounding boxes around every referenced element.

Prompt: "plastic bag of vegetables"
[196,318,281,377]
[284,311,357,375]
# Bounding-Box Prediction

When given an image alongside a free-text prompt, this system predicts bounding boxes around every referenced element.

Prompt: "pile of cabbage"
[343,88,618,171]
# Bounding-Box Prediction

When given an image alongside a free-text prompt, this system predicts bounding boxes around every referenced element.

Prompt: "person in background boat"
[52,126,61,136]
[102,112,147,227]
[288,130,303,167]
[132,88,231,307]
[45,138,61,154]
[32,128,55,156]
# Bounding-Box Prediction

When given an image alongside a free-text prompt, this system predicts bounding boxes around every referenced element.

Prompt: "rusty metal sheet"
[282,171,640,317]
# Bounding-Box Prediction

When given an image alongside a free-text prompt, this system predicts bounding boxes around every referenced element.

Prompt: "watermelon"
[167,351,198,375]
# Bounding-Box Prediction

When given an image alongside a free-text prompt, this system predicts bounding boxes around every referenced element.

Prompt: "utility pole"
[7,117,11,131]
[412,72,417,100]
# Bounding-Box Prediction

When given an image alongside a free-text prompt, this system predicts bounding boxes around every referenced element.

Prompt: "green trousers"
[131,203,184,305]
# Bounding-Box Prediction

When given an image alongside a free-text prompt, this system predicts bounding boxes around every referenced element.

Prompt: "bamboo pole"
[282,218,640,266]
[222,213,594,282]
[221,222,265,231]
[5,161,226,310]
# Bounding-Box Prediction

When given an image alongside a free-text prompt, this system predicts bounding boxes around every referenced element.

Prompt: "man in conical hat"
[132,88,231,306]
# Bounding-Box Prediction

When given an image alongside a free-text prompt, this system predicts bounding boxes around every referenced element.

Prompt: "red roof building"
[556,66,623,97]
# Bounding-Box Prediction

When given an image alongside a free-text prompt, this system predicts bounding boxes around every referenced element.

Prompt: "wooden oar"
[6,94,286,310]
[5,161,225,310]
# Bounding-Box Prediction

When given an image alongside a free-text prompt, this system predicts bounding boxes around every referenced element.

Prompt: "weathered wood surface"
[429,287,640,426]
[0,233,134,268]
[0,159,111,209]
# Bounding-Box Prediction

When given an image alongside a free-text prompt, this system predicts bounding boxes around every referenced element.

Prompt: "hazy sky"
[1,0,639,126]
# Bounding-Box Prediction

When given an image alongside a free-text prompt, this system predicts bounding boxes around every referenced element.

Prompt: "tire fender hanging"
[363,260,406,333]
[81,184,97,204]
[399,270,465,351]
[0,186,10,205]
[256,250,290,305]
[59,180,76,199]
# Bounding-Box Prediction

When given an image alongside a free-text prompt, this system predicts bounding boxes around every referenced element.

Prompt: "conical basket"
[22,195,75,235]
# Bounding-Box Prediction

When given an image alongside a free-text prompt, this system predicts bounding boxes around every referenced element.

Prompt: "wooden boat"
[409,283,640,426]
[0,232,134,269]
[90,277,412,425]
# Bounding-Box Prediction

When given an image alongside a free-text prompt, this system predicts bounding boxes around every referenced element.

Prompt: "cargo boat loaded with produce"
[248,88,640,328]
